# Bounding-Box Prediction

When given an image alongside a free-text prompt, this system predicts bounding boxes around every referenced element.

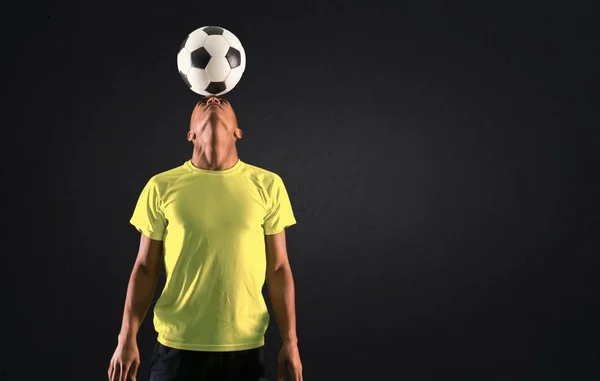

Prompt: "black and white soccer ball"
[177,26,246,96]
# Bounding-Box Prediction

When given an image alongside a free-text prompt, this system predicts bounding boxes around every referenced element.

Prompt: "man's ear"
[235,128,243,140]
[187,130,195,142]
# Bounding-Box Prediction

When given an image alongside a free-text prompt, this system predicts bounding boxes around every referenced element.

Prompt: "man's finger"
[129,360,139,381]
[292,365,302,381]
[107,361,113,381]
[111,363,121,381]
[124,362,134,381]
[118,362,129,381]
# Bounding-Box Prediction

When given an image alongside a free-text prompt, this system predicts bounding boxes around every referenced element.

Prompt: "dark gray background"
[4,1,599,380]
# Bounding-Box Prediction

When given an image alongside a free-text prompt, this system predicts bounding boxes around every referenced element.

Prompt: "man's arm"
[117,234,164,343]
[265,229,298,344]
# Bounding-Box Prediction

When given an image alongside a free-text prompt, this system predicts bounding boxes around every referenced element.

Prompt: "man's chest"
[162,181,268,233]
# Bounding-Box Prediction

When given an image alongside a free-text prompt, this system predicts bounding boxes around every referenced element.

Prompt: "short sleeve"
[263,174,297,235]
[129,177,167,241]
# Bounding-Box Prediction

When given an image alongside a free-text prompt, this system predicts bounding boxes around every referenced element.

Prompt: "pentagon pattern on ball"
[225,47,241,68]
[190,47,210,69]
[177,25,247,96]
[205,82,226,94]
[203,26,224,35]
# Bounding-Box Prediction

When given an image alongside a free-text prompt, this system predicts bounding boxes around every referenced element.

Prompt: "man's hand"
[277,340,303,381]
[107,338,140,381]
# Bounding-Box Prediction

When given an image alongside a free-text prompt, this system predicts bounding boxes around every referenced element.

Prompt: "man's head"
[187,95,242,147]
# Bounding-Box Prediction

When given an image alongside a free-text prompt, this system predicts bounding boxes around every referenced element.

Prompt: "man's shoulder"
[241,161,283,184]
[146,162,189,188]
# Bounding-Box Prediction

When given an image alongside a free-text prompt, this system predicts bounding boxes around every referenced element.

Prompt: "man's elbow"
[133,261,161,280]
[266,262,292,280]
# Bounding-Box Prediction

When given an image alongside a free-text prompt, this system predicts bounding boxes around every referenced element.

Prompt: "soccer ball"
[177,26,246,96]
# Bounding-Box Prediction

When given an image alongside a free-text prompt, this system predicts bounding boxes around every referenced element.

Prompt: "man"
[108,96,303,381]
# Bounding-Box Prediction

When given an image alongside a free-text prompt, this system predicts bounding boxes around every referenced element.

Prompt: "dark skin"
[108,96,303,381]
[187,95,242,171]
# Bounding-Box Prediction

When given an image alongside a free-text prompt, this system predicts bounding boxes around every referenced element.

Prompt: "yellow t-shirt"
[129,159,297,351]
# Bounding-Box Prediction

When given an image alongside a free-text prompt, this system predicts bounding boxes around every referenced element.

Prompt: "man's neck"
[190,146,239,171]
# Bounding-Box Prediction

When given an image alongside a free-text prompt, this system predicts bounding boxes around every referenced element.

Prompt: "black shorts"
[149,341,270,381]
